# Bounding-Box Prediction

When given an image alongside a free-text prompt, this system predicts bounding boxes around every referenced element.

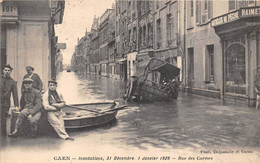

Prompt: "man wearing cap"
[42,80,74,140]
[9,78,42,138]
[0,64,19,135]
[22,66,43,92]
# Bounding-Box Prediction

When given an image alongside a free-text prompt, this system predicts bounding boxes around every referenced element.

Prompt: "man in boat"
[21,66,43,93]
[42,80,74,141]
[0,64,19,136]
[255,66,260,110]
[9,78,42,138]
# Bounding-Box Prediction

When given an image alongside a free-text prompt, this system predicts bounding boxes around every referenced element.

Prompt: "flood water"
[1,71,260,163]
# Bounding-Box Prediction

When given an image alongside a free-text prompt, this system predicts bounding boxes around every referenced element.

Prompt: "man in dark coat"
[0,64,19,135]
[9,78,42,138]
[21,66,43,92]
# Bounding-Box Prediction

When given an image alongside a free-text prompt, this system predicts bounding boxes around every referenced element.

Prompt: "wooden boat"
[124,58,180,102]
[9,101,126,134]
[62,102,122,129]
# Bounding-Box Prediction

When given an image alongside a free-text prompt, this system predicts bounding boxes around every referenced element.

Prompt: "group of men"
[0,64,73,141]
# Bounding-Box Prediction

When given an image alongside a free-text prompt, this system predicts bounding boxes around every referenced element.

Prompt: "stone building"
[99,8,115,77]
[115,0,128,81]
[183,0,260,107]
[0,0,65,93]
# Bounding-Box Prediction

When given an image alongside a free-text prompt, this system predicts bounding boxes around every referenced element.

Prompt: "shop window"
[225,43,246,94]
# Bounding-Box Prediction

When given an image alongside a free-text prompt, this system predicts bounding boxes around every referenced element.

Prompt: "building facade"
[183,0,260,107]
[72,0,260,107]
[0,0,65,93]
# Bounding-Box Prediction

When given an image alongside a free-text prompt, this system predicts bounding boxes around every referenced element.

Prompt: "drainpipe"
[221,37,225,103]
[182,0,186,92]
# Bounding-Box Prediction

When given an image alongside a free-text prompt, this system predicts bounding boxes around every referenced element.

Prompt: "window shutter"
[208,0,213,19]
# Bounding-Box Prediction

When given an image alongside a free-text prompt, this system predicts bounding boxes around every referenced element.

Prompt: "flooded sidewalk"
[1,71,260,163]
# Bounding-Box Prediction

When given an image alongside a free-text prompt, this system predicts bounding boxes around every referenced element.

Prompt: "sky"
[55,0,114,65]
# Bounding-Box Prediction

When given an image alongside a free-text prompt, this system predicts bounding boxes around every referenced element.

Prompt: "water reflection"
[1,71,260,152]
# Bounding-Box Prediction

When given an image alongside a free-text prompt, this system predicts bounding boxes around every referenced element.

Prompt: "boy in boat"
[9,78,42,138]
[1,64,19,136]
[42,80,74,141]
[21,66,43,92]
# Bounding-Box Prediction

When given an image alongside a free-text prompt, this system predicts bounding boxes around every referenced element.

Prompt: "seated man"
[42,80,74,141]
[9,78,42,138]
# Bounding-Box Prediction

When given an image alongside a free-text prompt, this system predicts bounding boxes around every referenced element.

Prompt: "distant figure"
[42,80,74,141]
[0,64,19,135]
[255,66,260,110]
[22,66,43,92]
[9,78,42,138]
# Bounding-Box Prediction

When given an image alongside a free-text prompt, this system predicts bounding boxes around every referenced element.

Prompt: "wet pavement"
[1,71,260,163]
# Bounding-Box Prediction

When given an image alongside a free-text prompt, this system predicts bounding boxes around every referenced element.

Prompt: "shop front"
[212,6,260,106]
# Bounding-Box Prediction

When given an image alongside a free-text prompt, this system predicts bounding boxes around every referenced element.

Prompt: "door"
[188,48,194,88]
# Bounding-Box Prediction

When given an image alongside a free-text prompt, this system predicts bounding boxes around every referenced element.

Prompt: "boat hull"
[64,111,118,128]
[9,102,119,134]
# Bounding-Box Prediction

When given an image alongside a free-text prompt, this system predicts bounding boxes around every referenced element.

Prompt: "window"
[225,43,246,94]
[196,0,213,24]
[167,14,172,46]
[157,19,161,48]
[191,0,194,17]
[128,29,131,44]
[196,0,201,23]
[139,27,142,46]
[204,0,208,10]
[229,0,255,11]
[143,25,146,46]
[229,0,236,10]
[133,27,137,44]
[205,45,214,82]
[147,23,153,46]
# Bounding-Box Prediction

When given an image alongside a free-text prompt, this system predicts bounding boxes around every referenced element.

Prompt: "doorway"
[187,48,194,88]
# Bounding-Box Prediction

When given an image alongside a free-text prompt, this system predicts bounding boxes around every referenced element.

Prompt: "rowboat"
[9,101,126,135]
[62,102,123,129]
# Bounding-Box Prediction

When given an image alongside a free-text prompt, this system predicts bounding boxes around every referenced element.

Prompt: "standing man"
[22,66,43,92]
[255,66,260,110]
[0,64,19,135]
[42,80,74,141]
[9,78,42,138]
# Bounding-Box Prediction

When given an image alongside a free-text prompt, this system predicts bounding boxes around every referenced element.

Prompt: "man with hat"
[22,66,43,92]
[9,78,42,138]
[0,64,19,135]
[42,80,74,140]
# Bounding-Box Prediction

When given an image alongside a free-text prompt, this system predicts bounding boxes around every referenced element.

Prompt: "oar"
[101,105,128,113]
[65,105,104,114]
[68,101,115,107]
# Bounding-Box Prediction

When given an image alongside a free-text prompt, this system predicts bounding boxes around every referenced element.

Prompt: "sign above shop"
[211,6,260,27]
[241,7,260,17]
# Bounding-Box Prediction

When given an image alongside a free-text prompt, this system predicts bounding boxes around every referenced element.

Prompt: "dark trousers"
[15,108,41,134]
[1,100,10,135]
